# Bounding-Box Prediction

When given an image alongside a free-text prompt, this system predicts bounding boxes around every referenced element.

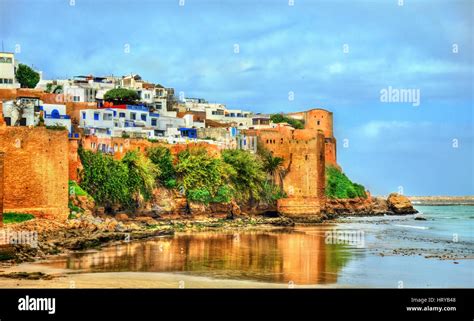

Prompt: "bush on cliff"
[122,151,160,202]
[175,148,232,204]
[78,149,158,209]
[68,180,89,197]
[78,148,131,207]
[147,146,176,189]
[325,166,367,199]
[221,149,267,202]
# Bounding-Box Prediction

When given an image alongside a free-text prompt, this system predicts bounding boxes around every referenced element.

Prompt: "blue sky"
[1,0,472,195]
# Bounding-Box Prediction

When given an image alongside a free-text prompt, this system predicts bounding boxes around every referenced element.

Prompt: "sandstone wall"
[324,137,337,167]
[68,139,81,181]
[0,152,4,226]
[255,126,326,217]
[0,127,69,221]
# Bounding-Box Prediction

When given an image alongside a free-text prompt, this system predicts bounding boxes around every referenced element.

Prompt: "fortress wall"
[302,109,334,138]
[0,152,4,226]
[324,138,337,167]
[256,127,326,217]
[0,127,69,221]
[68,139,81,181]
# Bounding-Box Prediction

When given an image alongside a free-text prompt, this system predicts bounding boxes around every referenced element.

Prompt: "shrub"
[3,213,35,224]
[78,148,132,208]
[121,151,160,202]
[148,146,176,188]
[270,114,304,129]
[175,148,231,204]
[68,180,88,197]
[175,148,228,194]
[221,149,266,202]
[325,166,367,199]
[46,125,67,131]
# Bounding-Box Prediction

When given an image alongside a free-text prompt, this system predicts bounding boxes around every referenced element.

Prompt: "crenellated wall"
[288,108,338,167]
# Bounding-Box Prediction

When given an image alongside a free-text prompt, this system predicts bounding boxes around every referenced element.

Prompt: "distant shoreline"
[407,196,474,206]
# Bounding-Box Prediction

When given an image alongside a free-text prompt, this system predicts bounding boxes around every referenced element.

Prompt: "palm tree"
[262,153,285,187]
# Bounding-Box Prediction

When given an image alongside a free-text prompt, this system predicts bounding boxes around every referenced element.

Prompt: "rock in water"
[387,193,418,214]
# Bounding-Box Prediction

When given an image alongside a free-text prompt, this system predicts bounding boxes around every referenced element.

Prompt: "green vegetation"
[221,149,266,202]
[78,148,158,209]
[148,146,176,189]
[325,166,367,199]
[104,88,139,105]
[78,145,286,208]
[175,148,230,204]
[15,64,40,88]
[45,83,63,93]
[3,212,35,224]
[270,114,305,129]
[45,125,67,131]
[68,180,88,197]
[122,151,159,202]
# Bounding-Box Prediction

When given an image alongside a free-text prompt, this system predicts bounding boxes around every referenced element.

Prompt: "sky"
[0,0,472,196]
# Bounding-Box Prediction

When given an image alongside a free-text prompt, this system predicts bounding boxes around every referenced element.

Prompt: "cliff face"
[324,193,418,217]
[133,187,277,219]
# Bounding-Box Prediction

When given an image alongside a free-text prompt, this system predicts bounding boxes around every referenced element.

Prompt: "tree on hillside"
[12,99,30,126]
[257,142,286,187]
[270,113,304,129]
[104,88,139,105]
[122,151,160,204]
[15,64,40,88]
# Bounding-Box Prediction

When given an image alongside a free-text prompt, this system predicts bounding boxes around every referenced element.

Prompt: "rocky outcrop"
[324,193,417,216]
[387,193,418,214]
[324,197,389,216]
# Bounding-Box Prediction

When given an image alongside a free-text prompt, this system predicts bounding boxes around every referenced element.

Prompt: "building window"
[141,114,147,121]
[94,113,99,121]
[130,113,136,120]
[151,119,157,126]
[317,121,320,125]
[82,112,86,120]
[119,112,126,118]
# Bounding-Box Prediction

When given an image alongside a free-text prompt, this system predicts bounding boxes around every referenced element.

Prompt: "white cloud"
[359,121,426,138]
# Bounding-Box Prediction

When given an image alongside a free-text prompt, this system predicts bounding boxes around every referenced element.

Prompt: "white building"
[0,52,20,88]
[2,99,71,132]
[80,109,114,137]
[79,104,200,139]
[1,98,38,126]
[42,103,72,133]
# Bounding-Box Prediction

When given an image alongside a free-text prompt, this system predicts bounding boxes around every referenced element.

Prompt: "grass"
[46,125,67,131]
[69,180,88,197]
[325,166,367,199]
[2,212,35,224]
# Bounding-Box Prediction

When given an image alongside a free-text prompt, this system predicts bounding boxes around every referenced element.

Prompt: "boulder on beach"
[387,193,418,214]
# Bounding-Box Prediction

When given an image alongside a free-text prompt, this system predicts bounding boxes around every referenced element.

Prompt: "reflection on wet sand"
[39,228,354,285]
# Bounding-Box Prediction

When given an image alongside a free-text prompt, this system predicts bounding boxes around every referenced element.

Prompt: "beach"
[0,205,472,288]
